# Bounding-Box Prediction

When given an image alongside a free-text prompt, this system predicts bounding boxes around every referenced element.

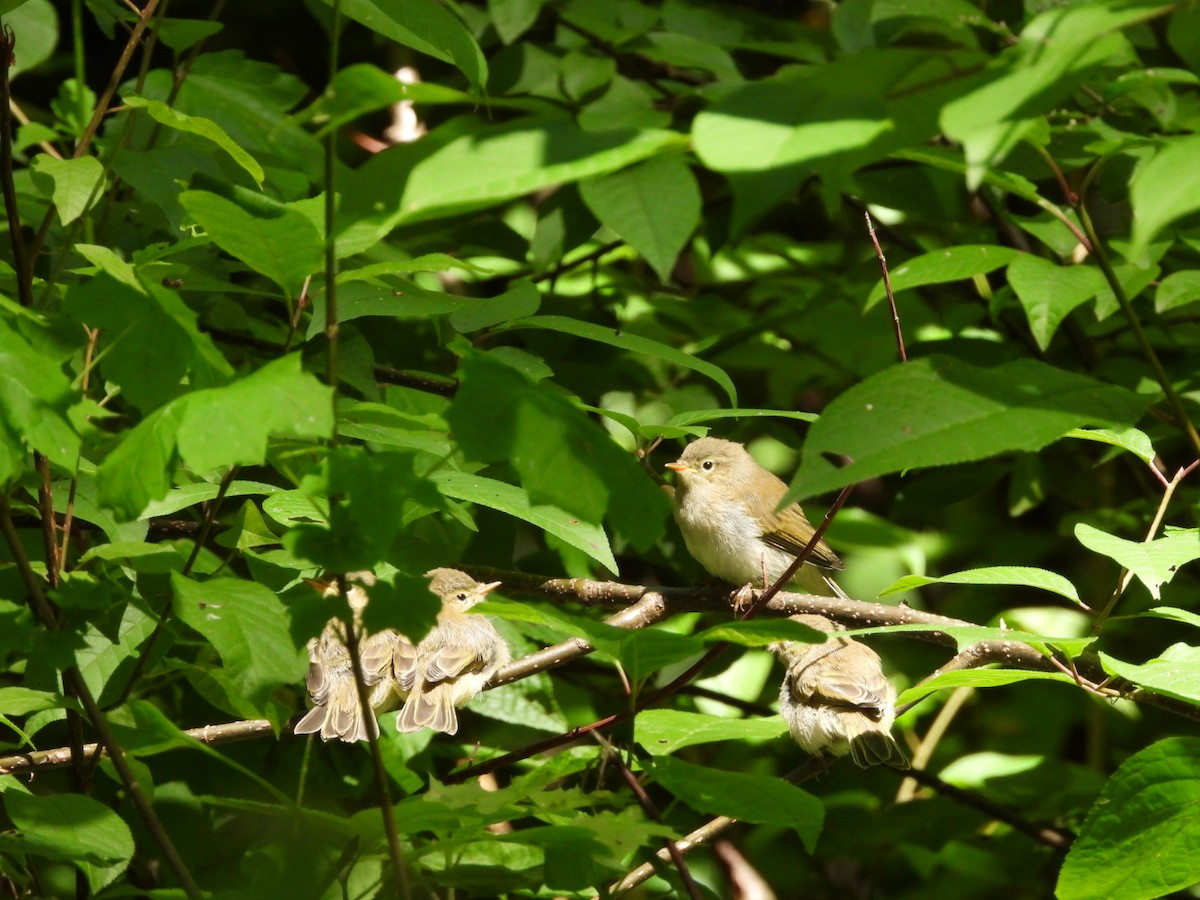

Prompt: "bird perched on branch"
[773,614,908,769]
[294,571,400,743]
[394,568,510,735]
[294,568,509,741]
[665,437,847,597]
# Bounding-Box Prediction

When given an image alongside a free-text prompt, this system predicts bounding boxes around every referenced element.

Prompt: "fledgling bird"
[294,572,402,743]
[665,437,847,597]
[394,568,511,736]
[773,614,908,769]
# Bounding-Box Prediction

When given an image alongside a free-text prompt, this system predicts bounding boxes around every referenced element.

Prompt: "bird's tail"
[396,685,459,735]
[849,732,910,769]
[294,678,379,743]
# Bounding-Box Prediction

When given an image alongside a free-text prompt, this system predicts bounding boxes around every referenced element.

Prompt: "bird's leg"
[731,583,756,613]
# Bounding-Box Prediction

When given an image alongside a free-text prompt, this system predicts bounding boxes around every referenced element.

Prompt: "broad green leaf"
[878,566,1080,603]
[843,622,1095,660]
[1058,737,1200,900]
[498,315,737,406]
[1100,645,1200,706]
[294,62,408,134]
[77,541,186,573]
[1155,270,1200,312]
[326,0,487,92]
[636,710,789,756]
[1075,524,1200,600]
[172,574,307,717]
[123,96,264,186]
[138,480,281,520]
[399,121,684,223]
[0,686,76,715]
[896,669,1076,707]
[98,355,332,519]
[788,356,1151,502]
[1064,426,1156,465]
[865,244,1019,309]
[446,354,669,550]
[29,155,104,224]
[579,154,700,282]
[305,280,469,338]
[0,319,80,477]
[650,757,824,852]
[337,253,493,282]
[337,400,452,455]
[694,72,891,173]
[1007,255,1105,351]
[1144,607,1200,629]
[6,0,57,80]
[449,280,541,332]
[63,268,234,411]
[696,618,825,647]
[4,791,134,892]
[1131,134,1200,252]
[180,190,323,298]
[432,471,617,572]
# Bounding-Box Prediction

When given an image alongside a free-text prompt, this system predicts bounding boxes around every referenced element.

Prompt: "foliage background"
[0,0,1199,897]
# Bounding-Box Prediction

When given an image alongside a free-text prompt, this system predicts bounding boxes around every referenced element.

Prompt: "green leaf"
[1057,737,1200,900]
[399,120,684,223]
[788,355,1152,501]
[1143,607,1200,629]
[498,315,737,406]
[696,618,826,647]
[1131,134,1200,252]
[4,791,134,892]
[1075,524,1200,600]
[325,0,488,93]
[445,354,669,550]
[294,63,409,135]
[98,355,333,519]
[123,96,264,187]
[337,253,493,282]
[896,669,1076,707]
[694,72,891,174]
[579,154,700,282]
[636,710,789,756]
[1100,645,1200,706]
[650,757,824,852]
[0,319,80,477]
[29,155,104,224]
[1007,255,1105,351]
[172,574,307,718]
[432,471,618,573]
[180,190,323,298]
[449,280,541,333]
[865,244,1019,310]
[878,566,1080,603]
[1155,270,1200,312]
[1064,427,1156,465]
[0,686,77,715]
[663,408,818,429]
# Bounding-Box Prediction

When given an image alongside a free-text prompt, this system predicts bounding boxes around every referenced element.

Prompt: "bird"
[665,436,847,597]
[293,572,402,743]
[393,568,511,736]
[773,614,908,769]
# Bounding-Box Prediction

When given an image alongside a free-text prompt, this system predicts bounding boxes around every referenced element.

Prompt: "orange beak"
[664,461,687,472]
[304,577,332,594]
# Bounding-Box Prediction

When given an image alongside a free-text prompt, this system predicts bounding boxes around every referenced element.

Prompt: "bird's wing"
[425,646,484,683]
[359,630,398,684]
[793,648,890,715]
[393,639,419,692]
[761,504,843,570]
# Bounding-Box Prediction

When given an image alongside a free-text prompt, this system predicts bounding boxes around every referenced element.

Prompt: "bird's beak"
[478,581,502,596]
[664,461,687,472]
[304,578,331,594]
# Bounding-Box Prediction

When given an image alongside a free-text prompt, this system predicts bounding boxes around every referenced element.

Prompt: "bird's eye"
[456,592,469,602]
[701,459,715,471]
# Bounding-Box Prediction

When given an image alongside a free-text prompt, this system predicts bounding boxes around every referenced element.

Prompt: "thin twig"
[866,210,906,362]
[895,685,972,802]
[1076,203,1200,460]
[0,26,30,305]
[593,733,703,900]
[1090,459,1198,635]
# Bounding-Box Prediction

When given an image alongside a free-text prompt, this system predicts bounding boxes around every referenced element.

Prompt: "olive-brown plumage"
[773,614,908,769]
[394,568,510,735]
[666,437,845,596]
[294,572,402,743]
